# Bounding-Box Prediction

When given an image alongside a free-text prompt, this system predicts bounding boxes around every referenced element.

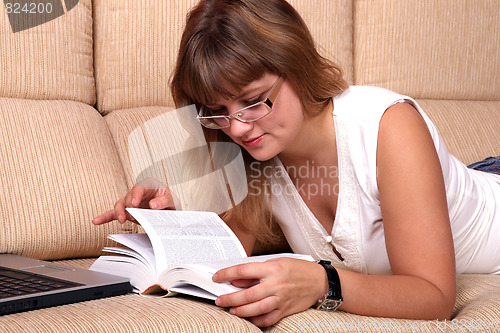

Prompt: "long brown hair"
[171,0,348,244]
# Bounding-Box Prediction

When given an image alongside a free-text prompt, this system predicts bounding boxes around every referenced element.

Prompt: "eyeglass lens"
[208,103,271,128]
[198,76,282,129]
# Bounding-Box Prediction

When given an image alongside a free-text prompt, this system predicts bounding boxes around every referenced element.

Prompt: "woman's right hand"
[92,178,177,225]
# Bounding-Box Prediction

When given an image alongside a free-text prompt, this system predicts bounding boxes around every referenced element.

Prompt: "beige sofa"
[1,0,499,331]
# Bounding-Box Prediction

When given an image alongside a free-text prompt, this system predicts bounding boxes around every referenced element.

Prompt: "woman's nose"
[225,117,254,137]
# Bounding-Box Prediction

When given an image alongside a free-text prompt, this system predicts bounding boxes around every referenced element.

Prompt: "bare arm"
[338,102,456,319]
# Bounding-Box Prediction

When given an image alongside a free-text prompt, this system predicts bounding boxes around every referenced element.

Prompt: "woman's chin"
[245,148,277,162]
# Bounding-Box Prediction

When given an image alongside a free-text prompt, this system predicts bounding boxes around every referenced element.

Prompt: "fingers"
[247,310,282,328]
[216,283,271,309]
[114,197,131,223]
[230,279,259,288]
[124,184,147,208]
[126,182,175,210]
[214,263,276,311]
[149,188,176,210]
[212,259,326,327]
[92,209,117,225]
[213,262,266,283]
[92,178,176,225]
[227,292,279,318]
[217,286,284,327]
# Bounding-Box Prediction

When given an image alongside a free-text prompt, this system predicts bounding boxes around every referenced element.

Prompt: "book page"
[184,253,315,276]
[126,208,247,274]
[107,233,156,273]
[90,255,154,293]
[167,283,220,300]
[160,265,243,300]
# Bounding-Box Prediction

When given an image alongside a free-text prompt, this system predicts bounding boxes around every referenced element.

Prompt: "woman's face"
[206,73,306,161]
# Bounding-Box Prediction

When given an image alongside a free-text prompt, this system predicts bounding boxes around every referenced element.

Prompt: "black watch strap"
[315,260,343,311]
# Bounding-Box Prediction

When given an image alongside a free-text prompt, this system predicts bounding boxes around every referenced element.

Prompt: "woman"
[93,0,500,327]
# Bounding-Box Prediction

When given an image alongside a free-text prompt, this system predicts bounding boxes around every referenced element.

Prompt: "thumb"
[150,189,181,210]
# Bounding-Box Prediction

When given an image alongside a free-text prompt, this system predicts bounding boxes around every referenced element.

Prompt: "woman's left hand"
[212,258,328,327]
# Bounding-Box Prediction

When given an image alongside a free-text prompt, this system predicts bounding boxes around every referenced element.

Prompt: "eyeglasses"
[196,76,284,129]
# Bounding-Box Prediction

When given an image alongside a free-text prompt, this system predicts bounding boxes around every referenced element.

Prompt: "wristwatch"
[315,260,343,311]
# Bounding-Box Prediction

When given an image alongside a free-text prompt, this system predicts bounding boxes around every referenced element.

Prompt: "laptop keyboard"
[0,266,81,299]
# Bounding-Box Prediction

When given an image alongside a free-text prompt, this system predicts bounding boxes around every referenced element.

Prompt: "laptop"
[0,254,131,316]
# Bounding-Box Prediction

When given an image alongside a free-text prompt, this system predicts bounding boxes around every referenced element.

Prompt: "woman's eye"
[245,96,262,106]
[209,107,227,116]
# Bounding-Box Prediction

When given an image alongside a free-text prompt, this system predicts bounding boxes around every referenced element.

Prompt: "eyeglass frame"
[196,75,284,129]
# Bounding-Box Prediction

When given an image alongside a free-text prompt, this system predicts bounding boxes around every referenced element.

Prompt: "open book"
[90,208,313,300]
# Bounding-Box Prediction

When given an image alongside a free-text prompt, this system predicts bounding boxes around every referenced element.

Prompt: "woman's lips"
[242,134,265,147]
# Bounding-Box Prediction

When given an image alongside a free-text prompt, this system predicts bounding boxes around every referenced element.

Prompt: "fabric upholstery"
[105,106,176,189]
[0,296,261,332]
[417,100,500,165]
[0,98,128,260]
[93,0,199,114]
[354,0,500,101]
[287,0,353,84]
[0,0,95,105]
[93,0,353,114]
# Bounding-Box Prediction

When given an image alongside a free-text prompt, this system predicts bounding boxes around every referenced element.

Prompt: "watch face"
[318,299,342,311]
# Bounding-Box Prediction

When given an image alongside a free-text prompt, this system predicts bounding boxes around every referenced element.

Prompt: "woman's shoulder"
[333,85,408,103]
[333,86,411,122]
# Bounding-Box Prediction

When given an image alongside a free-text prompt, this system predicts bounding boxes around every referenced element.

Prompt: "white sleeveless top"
[270,86,500,275]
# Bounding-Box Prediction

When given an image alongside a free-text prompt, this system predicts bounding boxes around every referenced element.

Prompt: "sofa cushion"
[93,0,199,114]
[93,0,353,114]
[0,0,95,105]
[416,100,500,165]
[0,292,261,332]
[287,0,353,84]
[0,98,128,260]
[105,106,177,188]
[354,0,500,101]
